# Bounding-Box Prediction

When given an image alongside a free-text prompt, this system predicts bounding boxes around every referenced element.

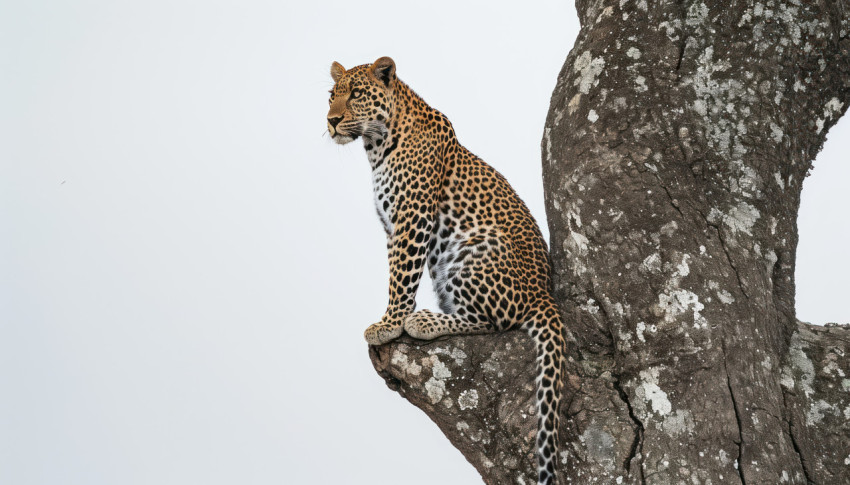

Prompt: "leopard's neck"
[362,81,456,173]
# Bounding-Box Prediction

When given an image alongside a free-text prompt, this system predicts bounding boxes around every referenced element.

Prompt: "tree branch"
[369,321,850,483]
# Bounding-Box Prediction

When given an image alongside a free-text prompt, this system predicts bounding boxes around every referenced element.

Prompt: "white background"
[1,1,846,484]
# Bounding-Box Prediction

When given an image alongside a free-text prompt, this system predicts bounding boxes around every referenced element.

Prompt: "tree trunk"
[370,1,850,483]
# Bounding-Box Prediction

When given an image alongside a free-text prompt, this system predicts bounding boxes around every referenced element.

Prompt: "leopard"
[327,56,568,485]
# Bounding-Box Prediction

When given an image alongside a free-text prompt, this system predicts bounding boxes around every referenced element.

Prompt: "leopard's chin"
[333,133,359,145]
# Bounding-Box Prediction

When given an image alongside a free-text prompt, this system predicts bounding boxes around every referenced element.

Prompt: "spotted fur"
[328,57,567,485]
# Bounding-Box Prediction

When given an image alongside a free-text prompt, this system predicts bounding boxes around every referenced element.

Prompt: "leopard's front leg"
[364,190,436,345]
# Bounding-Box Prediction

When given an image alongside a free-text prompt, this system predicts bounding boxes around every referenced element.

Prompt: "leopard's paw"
[403,310,437,340]
[364,320,403,345]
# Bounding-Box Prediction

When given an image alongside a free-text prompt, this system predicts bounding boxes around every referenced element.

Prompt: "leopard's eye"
[350,89,362,100]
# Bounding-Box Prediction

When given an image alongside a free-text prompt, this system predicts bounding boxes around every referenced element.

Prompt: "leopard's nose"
[328,116,343,129]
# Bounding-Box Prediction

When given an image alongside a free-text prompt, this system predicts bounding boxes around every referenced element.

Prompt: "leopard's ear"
[371,57,396,87]
[330,61,345,82]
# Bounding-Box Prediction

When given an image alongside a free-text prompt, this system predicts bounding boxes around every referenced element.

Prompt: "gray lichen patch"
[458,389,480,410]
[577,424,617,473]
[708,201,761,236]
[391,348,422,377]
[769,122,784,142]
[823,358,846,378]
[422,355,452,404]
[816,97,845,133]
[682,38,784,213]
[656,289,706,329]
[459,425,489,445]
[567,93,583,115]
[424,376,447,404]
[781,334,815,397]
[632,367,673,419]
[572,50,605,95]
[430,355,451,379]
[689,46,734,117]
[640,252,662,273]
[650,253,709,330]
[716,288,735,305]
[660,409,696,436]
[428,345,468,366]
[686,1,709,27]
[807,399,839,426]
[634,75,648,93]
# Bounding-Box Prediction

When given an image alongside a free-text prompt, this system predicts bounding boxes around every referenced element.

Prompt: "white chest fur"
[365,135,394,236]
[372,163,393,235]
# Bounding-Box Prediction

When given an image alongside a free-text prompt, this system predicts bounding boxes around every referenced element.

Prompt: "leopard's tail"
[525,301,566,485]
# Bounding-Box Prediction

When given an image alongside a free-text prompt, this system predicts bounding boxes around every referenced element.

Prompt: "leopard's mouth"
[331,132,360,145]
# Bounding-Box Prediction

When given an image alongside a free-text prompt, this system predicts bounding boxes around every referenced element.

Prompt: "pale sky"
[1,1,846,484]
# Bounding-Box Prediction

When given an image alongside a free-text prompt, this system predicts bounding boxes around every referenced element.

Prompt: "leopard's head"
[327,56,396,144]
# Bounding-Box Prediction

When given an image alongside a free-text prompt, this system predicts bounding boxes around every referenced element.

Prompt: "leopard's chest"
[371,162,394,235]
[365,134,398,236]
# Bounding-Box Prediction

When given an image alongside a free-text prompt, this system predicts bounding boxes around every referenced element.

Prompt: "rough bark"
[371,321,850,484]
[369,1,850,483]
